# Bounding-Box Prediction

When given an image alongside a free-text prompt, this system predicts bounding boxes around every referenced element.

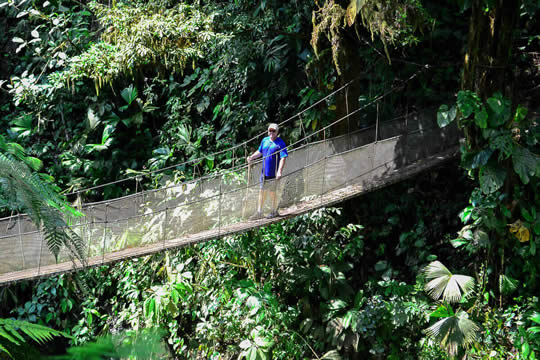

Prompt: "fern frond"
[0,150,87,265]
[0,344,11,359]
[1,318,67,341]
[0,325,23,346]
[0,318,69,349]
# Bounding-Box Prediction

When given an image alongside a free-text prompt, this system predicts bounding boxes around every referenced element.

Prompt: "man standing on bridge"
[247,123,288,220]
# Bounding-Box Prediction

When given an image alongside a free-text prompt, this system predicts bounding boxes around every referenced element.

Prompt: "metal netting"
[0,112,460,284]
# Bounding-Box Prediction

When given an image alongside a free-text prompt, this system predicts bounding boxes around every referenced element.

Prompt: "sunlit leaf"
[499,274,518,294]
[320,349,342,360]
[508,220,530,242]
[425,311,479,357]
[437,104,457,128]
[429,304,454,318]
[423,261,474,303]
[513,104,527,123]
[121,85,138,105]
[471,149,493,169]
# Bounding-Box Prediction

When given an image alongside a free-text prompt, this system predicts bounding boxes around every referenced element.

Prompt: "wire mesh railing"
[0,67,463,283]
[0,109,460,284]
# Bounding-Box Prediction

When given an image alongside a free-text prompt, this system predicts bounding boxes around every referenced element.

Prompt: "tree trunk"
[461,0,520,99]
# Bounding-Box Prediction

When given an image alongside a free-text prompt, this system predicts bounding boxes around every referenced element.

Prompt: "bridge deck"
[0,146,457,285]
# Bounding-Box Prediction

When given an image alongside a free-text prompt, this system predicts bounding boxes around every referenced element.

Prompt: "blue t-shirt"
[258,136,288,178]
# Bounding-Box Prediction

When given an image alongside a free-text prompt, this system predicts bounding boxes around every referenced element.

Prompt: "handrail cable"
[64,77,363,196]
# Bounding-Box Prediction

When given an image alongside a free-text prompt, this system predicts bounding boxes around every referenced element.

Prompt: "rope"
[1,67,425,223]
[64,76,363,197]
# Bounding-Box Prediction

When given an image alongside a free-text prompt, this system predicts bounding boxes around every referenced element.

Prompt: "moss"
[311,1,347,75]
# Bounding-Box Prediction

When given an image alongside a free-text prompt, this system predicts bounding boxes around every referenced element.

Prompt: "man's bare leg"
[258,189,267,214]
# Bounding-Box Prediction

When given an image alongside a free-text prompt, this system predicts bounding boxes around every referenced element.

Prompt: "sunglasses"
[268,129,276,132]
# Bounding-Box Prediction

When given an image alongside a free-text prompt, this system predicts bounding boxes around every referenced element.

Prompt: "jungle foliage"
[0,0,539,358]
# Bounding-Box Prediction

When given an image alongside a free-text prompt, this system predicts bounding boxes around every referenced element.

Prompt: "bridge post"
[18,214,25,270]
[346,86,351,151]
[163,207,168,250]
[375,102,379,143]
[321,128,327,206]
[217,174,222,239]
[102,203,109,264]
[37,231,44,277]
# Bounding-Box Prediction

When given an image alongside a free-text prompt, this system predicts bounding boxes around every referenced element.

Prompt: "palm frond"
[0,318,69,357]
[499,274,518,295]
[424,311,479,357]
[424,261,475,303]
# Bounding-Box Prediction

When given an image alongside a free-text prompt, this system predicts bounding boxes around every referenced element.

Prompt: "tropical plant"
[422,261,480,357]
[51,328,169,360]
[0,318,68,358]
[0,135,85,261]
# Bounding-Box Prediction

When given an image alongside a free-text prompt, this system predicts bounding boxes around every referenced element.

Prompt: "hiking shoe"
[249,211,263,221]
[265,211,280,219]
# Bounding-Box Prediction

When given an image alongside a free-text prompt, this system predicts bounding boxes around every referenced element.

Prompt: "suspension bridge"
[0,77,461,285]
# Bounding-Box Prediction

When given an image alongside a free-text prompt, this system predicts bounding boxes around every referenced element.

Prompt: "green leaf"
[374,260,387,271]
[320,350,342,360]
[471,149,493,169]
[474,107,488,128]
[522,340,530,358]
[479,164,506,194]
[246,346,257,360]
[25,157,42,172]
[429,304,453,318]
[327,299,348,311]
[425,311,479,357]
[513,104,527,123]
[121,85,138,105]
[487,97,504,115]
[424,261,475,303]
[102,124,116,144]
[131,112,143,126]
[342,310,356,329]
[86,107,100,130]
[534,222,540,236]
[239,339,251,349]
[450,238,468,248]
[459,206,473,223]
[474,229,490,247]
[457,90,479,118]
[521,207,534,223]
[437,104,457,128]
[512,146,537,185]
[254,336,273,349]
[499,274,518,294]
[487,93,511,127]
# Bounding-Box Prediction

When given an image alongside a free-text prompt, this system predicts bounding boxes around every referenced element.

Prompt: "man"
[247,123,288,219]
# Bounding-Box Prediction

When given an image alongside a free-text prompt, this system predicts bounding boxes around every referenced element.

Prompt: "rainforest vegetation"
[0,0,539,358]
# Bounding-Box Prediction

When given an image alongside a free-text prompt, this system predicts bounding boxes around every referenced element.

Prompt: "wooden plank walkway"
[0,146,458,286]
